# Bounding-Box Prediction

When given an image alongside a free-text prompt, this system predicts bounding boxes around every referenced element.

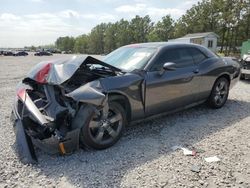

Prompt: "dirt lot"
[0,54,250,188]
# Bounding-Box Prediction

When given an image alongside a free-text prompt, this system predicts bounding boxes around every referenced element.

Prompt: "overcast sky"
[0,0,200,48]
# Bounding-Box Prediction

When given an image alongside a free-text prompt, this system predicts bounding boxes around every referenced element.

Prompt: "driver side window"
[151,48,194,71]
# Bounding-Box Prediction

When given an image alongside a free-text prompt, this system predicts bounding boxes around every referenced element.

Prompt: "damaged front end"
[11,56,120,164]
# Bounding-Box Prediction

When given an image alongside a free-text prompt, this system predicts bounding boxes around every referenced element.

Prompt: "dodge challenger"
[11,42,241,163]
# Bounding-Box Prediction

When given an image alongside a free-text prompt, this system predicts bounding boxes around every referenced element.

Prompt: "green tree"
[74,34,89,54]
[88,23,107,54]
[174,0,250,54]
[148,15,174,41]
[104,23,117,53]
[129,15,152,43]
[55,36,75,52]
[115,19,133,47]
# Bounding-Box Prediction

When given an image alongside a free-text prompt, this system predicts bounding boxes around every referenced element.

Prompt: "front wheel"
[80,101,126,150]
[207,77,229,109]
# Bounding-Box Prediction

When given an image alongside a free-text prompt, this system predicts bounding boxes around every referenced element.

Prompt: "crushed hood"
[26,56,121,85]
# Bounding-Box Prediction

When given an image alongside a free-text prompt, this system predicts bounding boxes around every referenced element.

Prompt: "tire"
[80,101,126,150]
[207,77,229,109]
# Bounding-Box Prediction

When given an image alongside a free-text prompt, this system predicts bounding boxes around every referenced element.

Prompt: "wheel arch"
[216,73,231,85]
[208,73,231,99]
[108,92,131,123]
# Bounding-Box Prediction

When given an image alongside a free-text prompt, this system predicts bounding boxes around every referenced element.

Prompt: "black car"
[12,42,240,163]
[34,51,53,56]
[3,51,14,56]
[14,51,28,56]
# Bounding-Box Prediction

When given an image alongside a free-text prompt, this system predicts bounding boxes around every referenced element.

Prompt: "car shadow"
[34,98,250,187]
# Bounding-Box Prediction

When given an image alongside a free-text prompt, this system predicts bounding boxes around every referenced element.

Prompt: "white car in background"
[241,51,250,80]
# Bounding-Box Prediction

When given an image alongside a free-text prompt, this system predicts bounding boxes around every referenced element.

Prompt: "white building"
[169,32,219,52]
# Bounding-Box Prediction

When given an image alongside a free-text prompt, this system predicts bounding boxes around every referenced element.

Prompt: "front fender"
[66,80,106,106]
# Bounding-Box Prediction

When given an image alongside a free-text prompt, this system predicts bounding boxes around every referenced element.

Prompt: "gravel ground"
[0,54,250,188]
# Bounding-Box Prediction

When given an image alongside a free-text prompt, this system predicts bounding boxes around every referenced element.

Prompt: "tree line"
[55,0,250,55]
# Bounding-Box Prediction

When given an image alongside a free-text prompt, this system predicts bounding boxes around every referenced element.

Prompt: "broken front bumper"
[12,83,80,164]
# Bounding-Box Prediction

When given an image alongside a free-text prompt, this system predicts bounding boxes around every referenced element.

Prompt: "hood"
[26,56,121,85]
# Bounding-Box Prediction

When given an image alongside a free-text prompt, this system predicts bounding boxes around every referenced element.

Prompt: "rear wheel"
[80,101,126,150]
[207,77,229,109]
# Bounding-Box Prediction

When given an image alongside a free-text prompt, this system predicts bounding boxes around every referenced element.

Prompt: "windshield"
[103,46,157,71]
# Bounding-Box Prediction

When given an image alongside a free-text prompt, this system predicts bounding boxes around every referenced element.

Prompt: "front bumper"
[12,83,80,164]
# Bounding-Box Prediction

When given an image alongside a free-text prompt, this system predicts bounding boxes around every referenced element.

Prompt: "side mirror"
[158,62,176,76]
[163,62,176,71]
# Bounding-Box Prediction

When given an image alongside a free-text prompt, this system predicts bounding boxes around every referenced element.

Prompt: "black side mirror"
[163,62,176,71]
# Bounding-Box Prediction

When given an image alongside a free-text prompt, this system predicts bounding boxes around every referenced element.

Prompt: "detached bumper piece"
[13,119,37,164]
[32,129,80,155]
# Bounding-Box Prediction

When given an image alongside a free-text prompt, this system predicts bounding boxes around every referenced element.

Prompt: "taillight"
[35,63,51,83]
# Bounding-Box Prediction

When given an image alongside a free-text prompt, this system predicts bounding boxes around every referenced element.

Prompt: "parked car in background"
[34,51,53,56]
[12,42,240,163]
[62,50,72,54]
[48,49,61,54]
[3,51,14,56]
[240,39,250,79]
[14,51,28,56]
[240,51,250,80]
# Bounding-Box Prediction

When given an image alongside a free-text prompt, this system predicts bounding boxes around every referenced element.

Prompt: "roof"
[125,42,203,48]
[124,42,206,49]
[182,32,219,39]
[125,42,169,48]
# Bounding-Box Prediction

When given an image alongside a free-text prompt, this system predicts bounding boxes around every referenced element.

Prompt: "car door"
[188,47,212,101]
[145,47,201,116]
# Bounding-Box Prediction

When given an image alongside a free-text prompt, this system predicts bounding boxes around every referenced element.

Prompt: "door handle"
[193,69,199,74]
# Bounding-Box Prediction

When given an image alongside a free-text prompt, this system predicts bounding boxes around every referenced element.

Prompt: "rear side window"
[176,48,194,68]
[151,48,194,71]
[188,48,207,64]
